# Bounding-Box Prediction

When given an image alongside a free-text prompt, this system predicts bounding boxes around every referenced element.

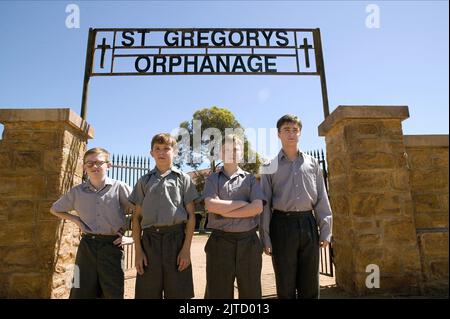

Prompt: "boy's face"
[221,140,244,164]
[151,143,174,167]
[278,122,301,147]
[83,153,111,180]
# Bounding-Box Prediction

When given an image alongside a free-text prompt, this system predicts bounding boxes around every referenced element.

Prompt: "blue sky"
[0,1,448,167]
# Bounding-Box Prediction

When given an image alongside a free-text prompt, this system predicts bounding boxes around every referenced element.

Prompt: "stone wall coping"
[404,135,449,148]
[0,108,94,139]
[318,105,410,136]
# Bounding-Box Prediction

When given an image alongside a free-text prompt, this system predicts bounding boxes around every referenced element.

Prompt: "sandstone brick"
[414,211,448,229]
[430,260,449,279]
[419,232,449,258]
[410,169,448,191]
[0,223,35,246]
[349,138,390,154]
[38,244,57,271]
[37,221,60,244]
[350,152,397,170]
[384,243,421,273]
[407,149,431,169]
[45,174,63,198]
[0,175,46,198]
[333,244,354,270]
[7,200,36,222]
[2,246,39,270]
[412,193,442,211]
[431,149,449,167]
[345,122,380,139]
[328,175,348,194]
[43,150,65,173]
[0,151,12,170]
[328,158,346,176]
[349,171,388,192]
[380,120,403,136]
[390,170,411,191]
[354,247,383,272]
[329,195,349,217]
[0,200,7,220]
[38,200,59,221]
[351,193,383,217]
[8,273,46,298]
[383,219,416,242]
[14,151,42,170]
[355,234,382,247]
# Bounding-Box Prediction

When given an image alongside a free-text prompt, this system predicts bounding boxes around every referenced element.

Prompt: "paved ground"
[124,233,346,299]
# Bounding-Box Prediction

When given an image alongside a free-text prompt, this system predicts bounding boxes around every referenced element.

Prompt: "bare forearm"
[205,198,248,215]
[183,203,196,250]
[132,207,143,251]
[50,209,77,223]
[222,200,263,218]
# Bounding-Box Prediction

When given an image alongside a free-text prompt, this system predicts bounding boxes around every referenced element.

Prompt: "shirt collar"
[82,177,113,191]
[278,149,303,162]
[219,166,246,179]
[149,166,182,178]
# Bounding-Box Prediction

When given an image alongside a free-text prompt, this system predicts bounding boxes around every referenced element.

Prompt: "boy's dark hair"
[151,133,177,150]
[83,147,110,163]
[276,114,302,132]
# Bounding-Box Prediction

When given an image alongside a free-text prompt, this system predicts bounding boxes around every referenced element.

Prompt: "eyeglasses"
[84,161,108,168]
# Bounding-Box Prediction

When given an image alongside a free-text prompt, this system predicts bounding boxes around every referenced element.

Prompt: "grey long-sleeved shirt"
[259,150,332,250]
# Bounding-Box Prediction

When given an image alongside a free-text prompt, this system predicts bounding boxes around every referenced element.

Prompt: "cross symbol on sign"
[96,37,111,69]
[299,37,313,69]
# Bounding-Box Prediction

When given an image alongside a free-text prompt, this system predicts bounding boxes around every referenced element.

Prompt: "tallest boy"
[260,114,332,299]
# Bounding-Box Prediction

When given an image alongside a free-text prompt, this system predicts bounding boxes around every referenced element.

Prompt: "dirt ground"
[124,233,346,299]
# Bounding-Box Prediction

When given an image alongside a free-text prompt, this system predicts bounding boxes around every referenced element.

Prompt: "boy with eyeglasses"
[50,147,134,298]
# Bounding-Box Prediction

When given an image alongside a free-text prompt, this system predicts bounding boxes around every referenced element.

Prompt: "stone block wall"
[404,135,449,295]
[0,109,93,298]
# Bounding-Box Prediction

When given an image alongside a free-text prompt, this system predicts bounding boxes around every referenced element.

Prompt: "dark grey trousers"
[270,211,320,299]
[69,234,124,299]
[135,223,194,299]
[204,228,263,299]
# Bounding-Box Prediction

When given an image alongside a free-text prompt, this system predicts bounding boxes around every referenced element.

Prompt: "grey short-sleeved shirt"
[51,177,133,235]
[203,167,266,232]
[259,150,333,249]
[128,166,199,228]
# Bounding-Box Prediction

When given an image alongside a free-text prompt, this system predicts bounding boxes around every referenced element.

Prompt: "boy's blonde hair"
[151,133,177,150]
[83,147,110,163]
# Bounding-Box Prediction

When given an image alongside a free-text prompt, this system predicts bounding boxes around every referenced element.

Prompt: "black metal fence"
[108,151,333,277]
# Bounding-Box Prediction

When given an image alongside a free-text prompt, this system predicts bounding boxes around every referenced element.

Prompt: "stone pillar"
[0,109,93,298]
[318,106,422,296]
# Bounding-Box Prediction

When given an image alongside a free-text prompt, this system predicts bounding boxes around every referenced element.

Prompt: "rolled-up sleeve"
[202,175,218,200]
[259,173,273,250]
[313,161,333,243]
[249,175,266,206]
[128,178,145,206]
[51,188,76,213]
[119,182,134,211]
[183,174,199,205]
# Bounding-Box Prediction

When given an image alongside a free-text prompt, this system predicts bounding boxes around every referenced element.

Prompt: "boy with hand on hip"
[129,133,199,299]
[50,147,133,299]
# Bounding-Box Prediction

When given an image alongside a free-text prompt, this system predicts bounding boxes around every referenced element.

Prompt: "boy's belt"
[273,209,313,216]
[143,223,185,234]
[81,233,118,240]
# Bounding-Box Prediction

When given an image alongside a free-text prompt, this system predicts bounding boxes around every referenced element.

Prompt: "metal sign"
[81,28,329,119]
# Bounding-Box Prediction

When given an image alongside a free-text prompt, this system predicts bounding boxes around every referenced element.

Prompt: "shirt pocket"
[165,179,182,206]
[228,183,249,201]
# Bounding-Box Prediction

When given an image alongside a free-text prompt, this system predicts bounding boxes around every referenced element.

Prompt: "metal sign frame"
[80,27,329,120]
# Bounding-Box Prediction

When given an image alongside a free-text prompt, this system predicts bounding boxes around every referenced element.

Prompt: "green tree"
[175,106,261,175]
